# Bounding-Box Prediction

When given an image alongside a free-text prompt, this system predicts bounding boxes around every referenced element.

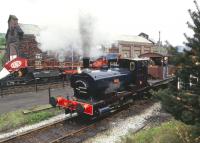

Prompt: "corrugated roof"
[117,35,152,44]
[19,24,40,36]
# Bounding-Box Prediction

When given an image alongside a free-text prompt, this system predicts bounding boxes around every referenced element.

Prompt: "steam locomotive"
[49,57,149,117]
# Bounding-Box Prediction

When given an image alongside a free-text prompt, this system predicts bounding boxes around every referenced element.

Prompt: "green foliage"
[0,33,5,46]
[167,46,185,66]
[0,38,5,46]
[181,110,194,124]
[152,89,183,119]
[152,88,200,125]
[122,120,200,143]
[0,107,62,133]
[0,54,3,69]
[181,0,200,80]
[26,111,55,124]
[0,34,6,69]
[0,111,25,131]
[157,0,200,126]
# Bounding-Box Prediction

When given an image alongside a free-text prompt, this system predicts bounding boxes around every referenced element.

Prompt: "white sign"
[11,61,22,69]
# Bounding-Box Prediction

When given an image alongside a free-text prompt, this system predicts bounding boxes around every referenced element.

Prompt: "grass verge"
[121,120,200,143]
[0,106,62,133]
[22,104,53,114]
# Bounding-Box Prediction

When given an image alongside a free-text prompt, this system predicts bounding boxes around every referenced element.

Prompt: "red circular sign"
[11,61,22,69]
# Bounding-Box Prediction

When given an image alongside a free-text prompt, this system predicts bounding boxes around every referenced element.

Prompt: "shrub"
[151,88,200,125]
[122,120,200,143]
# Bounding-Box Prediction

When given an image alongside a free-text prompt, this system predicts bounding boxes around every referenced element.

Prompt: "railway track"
[0,78,173,142]
[0,113,78,143]
[0,81,68,96]
[49,122,96,143]
[0,99,155,143]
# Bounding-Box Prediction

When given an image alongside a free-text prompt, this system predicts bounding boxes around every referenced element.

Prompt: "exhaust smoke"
[79,13,95,57]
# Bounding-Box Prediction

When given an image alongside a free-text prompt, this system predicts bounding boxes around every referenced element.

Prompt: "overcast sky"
[0,0,196,46]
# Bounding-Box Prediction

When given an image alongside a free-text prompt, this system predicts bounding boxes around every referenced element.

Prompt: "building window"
[35,53,42,59]
[35,61,41,66]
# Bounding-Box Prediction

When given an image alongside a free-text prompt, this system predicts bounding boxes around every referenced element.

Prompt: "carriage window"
[130,62,135,71]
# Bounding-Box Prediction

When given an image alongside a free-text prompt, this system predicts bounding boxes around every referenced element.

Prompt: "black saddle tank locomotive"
[50,57,149,117]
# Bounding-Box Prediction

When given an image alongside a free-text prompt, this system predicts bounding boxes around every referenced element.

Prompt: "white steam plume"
[35,1,115,59]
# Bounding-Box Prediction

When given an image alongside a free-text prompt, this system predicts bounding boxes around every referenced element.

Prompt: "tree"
[173,0,200,125]
[154,1,200,126]
[164,41,185,66]
[183,0,200,83]
[0,37,5,46]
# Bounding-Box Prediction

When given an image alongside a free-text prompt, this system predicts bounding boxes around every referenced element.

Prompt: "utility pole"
[71,45,74,69]
[158,31,161,54]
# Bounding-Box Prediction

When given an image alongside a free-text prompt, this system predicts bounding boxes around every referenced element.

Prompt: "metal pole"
[62,75,65,88]
[161,57,164,79]
[189,74,192,89]
[35,78,38,92]
[0,86,2,97]
[177,77,180,90]
[158,31,161,54]
[48,87,51,99]
[72,45,74,69]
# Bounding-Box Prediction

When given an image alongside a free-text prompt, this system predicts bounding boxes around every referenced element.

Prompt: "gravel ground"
[83,102,162,143]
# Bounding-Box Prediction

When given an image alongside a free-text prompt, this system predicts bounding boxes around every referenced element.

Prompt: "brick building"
[4,15,41,63]
[108,34,160,58]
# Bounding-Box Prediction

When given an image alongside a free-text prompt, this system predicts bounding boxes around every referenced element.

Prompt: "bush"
[0,107,62,133]
[122,120,200,143]
[181,110,194,124]
[151,88,200,125]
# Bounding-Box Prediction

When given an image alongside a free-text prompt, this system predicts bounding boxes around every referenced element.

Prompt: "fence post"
[48,87,51,99]
[62,75,65,88]
[0,86,2,97]
[35,78,38,92]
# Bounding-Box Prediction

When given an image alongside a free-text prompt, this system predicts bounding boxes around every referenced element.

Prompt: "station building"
[107,33,167,59]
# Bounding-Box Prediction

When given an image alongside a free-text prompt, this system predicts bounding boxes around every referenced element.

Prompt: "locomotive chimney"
[83,57,90,68]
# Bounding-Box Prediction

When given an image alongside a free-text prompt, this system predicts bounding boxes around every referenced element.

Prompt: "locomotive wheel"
[49,97,57,107]
[76,104,84,115]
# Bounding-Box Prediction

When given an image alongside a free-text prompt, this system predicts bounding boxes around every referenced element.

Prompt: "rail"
[0,99,152,143]
[0,113,78,143]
